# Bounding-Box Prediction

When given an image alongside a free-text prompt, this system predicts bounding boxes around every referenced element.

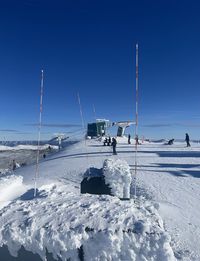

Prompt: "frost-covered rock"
[0,183,175,261]
[103,158,132,198]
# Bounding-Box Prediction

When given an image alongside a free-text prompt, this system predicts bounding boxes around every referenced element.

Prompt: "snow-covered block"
[103,158,132,199]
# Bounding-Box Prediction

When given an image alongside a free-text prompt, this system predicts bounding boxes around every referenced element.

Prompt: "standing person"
[111,137,117,155]
[108,136,111,146]
[12,159,17,171]
[185,133,191,147]
[128,134,131,144]
[58,136,62,150]
[135,135,139,145]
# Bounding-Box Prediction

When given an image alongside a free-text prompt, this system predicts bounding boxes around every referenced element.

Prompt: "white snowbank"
[103,158,132,198]
[0,183,175,261]
[0,175,27,209]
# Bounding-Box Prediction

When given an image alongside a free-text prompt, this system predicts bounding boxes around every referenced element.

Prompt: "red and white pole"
[134,43,139,198]
[34,69,44,197]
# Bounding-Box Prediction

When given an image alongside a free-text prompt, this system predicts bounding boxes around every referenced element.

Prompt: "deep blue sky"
[0,0,200,140]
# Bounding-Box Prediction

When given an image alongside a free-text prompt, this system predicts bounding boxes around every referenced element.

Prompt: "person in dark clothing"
[185,133,190,147]
[128,134,131,144]
[108,136,111,146]
[135,135,139,145]
[103,138,108,146]
[12,159,17,171]
[111,137,117,155]
[167,139,174,145]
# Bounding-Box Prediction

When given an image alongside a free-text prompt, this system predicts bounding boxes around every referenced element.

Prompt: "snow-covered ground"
[0,137,199,260]
[115,137,200,260]
[131,141,200,261]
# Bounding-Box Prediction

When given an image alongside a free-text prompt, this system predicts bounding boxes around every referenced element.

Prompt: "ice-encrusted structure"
[103,158,132,198]
[0,183,175,261]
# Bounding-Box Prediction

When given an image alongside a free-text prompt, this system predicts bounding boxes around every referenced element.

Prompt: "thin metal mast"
[134,43,139,198]
[93,104,97,121]
[77,92,90,173]
[77,92,85,130]
[34,69,44,197]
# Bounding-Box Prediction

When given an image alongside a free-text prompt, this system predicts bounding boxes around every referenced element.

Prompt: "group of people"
[128,134,140,145]
[166,133,191,147]
[105,132,191,156]
[103,134,139,155]
[103,136,117,155]
[103,137,111,146]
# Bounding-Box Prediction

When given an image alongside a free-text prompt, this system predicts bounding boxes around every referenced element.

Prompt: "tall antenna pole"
[34,69,44,197]
[93,104,97,121]
[134,43,139,198]
[77,92,85,130]
[77,92,90,173]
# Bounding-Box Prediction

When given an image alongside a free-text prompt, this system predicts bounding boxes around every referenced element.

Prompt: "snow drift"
[0,175,27,209]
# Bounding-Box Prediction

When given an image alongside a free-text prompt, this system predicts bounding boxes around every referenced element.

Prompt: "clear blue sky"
[0,0,200,140]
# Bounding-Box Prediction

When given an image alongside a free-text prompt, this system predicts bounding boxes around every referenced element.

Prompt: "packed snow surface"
[0,137,200,260]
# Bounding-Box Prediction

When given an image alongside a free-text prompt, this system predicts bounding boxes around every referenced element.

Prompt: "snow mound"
[0,183,175,261]
[103,158,132,198]
[0,175,27,209]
